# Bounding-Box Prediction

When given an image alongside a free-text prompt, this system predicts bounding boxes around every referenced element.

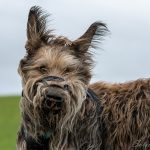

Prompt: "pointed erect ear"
[73,22,108,53]
[25,6,54,55]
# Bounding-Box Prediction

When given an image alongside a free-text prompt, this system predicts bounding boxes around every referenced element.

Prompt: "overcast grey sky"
[0,0,150,95]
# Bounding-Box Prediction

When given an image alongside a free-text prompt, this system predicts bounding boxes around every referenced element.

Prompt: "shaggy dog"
[17,6,150,150]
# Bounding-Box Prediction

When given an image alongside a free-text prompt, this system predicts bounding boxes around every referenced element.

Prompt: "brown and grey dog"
[17,6,150,150]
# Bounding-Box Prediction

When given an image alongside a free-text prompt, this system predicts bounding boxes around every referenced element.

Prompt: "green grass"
[0,96,20,150]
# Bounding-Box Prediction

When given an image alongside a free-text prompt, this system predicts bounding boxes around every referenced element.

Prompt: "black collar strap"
[87,88,99,102]
[87,88,103,114]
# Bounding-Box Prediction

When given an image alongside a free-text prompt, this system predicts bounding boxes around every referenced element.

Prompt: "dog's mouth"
[42,95,64,115]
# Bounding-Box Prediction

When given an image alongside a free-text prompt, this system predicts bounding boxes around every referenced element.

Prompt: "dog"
[17,6,150,150]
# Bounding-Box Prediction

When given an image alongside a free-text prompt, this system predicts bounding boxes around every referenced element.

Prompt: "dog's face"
[18,6,107,135]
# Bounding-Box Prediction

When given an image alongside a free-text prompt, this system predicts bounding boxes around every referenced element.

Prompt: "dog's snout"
[43,97,63,115]
[43,87,64,114]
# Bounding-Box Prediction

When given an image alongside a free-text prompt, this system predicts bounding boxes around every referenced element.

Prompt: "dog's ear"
[73,22,108,53]
[25,6,54,55]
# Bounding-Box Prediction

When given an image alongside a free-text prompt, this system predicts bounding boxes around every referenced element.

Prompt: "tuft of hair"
[26,6,54,54]
[89,22,109,49]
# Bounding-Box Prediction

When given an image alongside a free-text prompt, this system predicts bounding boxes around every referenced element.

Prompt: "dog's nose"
[43,87,64,114]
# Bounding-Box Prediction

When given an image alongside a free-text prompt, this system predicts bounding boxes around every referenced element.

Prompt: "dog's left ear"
[73,22,108,53]
[25,6,54,55]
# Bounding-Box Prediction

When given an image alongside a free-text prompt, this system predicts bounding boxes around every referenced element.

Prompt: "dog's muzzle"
[37,76,69,114]
[39,76,69,90]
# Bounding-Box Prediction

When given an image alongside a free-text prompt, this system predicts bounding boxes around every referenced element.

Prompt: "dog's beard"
[49,80,87,150]
[21,78,87,143]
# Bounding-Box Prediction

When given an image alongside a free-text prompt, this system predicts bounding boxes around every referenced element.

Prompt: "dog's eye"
[64,68,70,73]
[39,66,47,73]
[64,67,74,74]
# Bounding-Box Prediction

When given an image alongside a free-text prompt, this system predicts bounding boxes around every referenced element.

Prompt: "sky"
[0,0,150,95]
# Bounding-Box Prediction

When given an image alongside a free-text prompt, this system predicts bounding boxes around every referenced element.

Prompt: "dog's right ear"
[25,6,54,55]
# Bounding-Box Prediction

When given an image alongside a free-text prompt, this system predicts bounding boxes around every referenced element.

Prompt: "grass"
[0,96,20,150]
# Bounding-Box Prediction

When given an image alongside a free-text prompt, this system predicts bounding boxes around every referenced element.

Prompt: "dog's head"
[18,6,107,136]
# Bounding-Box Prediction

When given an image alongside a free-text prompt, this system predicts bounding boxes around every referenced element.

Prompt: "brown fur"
[90,79,150,149]
[17,6,150,150]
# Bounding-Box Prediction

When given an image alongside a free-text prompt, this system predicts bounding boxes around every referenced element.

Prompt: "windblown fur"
[17,6,150,150]
[90,79,150,150]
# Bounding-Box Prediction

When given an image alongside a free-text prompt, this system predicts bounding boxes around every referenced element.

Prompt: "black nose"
[43,93,63,114]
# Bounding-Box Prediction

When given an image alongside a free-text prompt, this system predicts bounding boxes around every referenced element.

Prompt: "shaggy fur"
[17,6,150,150]
[90,80,150,150]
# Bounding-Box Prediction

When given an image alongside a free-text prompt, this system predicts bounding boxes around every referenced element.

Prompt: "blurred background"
[0,0,150,149]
